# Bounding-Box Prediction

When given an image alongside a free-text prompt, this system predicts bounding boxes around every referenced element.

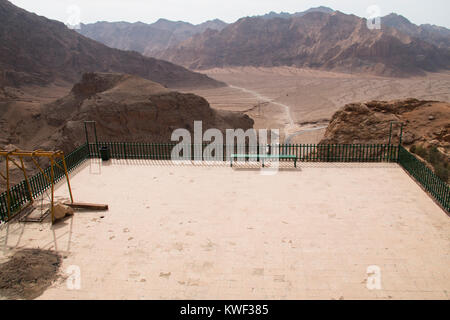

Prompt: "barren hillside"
[321,99,449,147]
[381,13,450,49]
[159,11,450,77]
[0,0,223,89]
[78,19,228,57]
[0,72,253,186]
[9,73,253,152]
[320,99,449,181]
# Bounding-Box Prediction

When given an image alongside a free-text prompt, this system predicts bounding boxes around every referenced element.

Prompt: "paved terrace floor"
[0,159,449,300]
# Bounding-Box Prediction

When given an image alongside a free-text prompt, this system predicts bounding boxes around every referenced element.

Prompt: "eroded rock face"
[159,11,450,77]
[27,72,254,153]
[77,19,228,57]
[0,72,254,186]
[0,0,224,89]
[71,73,129,99]
[320,98,450,155]
[0,73,254,188]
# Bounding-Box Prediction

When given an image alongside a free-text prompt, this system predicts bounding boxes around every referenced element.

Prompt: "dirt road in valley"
[229,85,295,129]
[228,84,328,143]
[186,67,450,144]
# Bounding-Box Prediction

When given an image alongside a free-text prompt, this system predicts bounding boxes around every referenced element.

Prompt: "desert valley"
[1,1,449,149]
[0,0,449,302]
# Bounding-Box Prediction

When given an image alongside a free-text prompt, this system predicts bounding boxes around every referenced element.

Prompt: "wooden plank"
[63,202,108,211]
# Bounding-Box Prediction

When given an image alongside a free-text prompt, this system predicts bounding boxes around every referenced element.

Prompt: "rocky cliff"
[78,19,228,57]
[320,99,449,181]
[0,0,223,89]
[23,73,253,152]
[158,11,450,77]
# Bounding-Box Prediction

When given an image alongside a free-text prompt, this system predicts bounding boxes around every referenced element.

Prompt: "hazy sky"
[9,0,450,28]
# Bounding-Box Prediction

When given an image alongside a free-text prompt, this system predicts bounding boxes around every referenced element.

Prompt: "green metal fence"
[2,141,447,221]
[0,143,90,222]
[398,146,450,212]
[88,142,399,163]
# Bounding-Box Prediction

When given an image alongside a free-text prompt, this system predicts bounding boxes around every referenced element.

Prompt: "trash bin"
[100,146,111,161]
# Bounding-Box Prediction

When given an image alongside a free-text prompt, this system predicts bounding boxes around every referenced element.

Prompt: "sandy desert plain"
[186,67,450,143]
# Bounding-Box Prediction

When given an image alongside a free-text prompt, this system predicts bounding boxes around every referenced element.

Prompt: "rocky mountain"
[0,0,223,89]
[0,72,253,186]
[320,99,449,149]
[255,6,334,20]
[77,7,333,57]
[9,72,253,153]
[78,18,228,57]
[319,98,449,181]
[381,13,450,49]
[158,11,450,77]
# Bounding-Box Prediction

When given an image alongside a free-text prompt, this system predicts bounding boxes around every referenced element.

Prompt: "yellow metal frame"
[0,149,74,223]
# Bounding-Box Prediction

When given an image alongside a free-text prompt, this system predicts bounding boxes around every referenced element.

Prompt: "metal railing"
[2,142,448,221]
[398,145,449,212]
[88,142,399,163]
[0,143,90,221]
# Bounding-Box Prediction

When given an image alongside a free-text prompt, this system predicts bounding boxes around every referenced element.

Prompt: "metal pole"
[399,123,404,146]
[93,122,99,147]
[84,121,99,157]
[5,153,11,220]
[93,121,99,157]
[30,155,51,183]
[50,156,55,224]
[388,122,393,145]
[84,121,89,146]
[388,121,404,146]
[19,156,33,203]
[61,154,74,204]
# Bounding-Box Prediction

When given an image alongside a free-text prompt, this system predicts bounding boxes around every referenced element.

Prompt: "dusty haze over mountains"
[78,19,228,57]
[0,0,222,89]
[78,7,450,77]
[76,7,334,56]
[158,11,450,77]
[29,73,254,152]
[0,0,449,162]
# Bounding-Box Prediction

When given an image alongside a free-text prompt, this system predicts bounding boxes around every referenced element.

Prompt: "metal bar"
[399,123,404,146]
[84,121,89,147]
[388,122,393,145]
[0,151,65,157]
[6,153,11,220]
[60,153,74,204]
[19,156,33,203]
[31,155,52,184]
[50,156,55,224]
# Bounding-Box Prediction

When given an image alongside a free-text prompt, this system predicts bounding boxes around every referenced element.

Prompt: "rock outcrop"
[320,99,450,154]
[0,72,254,186]
[25,73,254,153]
